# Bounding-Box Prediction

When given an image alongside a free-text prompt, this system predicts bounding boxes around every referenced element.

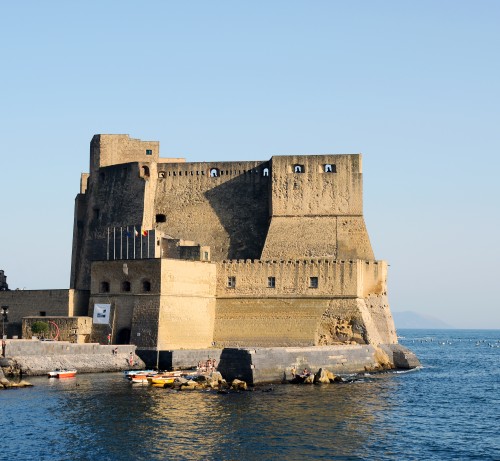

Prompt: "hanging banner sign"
[93,304,111,324]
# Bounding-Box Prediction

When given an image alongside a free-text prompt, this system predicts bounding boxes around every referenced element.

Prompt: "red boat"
[48,369,77,378]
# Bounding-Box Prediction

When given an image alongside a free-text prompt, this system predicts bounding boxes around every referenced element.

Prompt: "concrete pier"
[137,343,420,384]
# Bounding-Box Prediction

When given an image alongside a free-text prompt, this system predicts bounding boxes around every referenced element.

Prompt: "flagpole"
[120,227,123,260]
[107,227,110,260]
[133,227,136,259]
[113,227,116,260]
[141,229,143,259]
[126,226,129,260]
[147,231,150,258]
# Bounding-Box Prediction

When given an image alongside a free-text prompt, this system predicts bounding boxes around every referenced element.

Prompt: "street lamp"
[1,305,8,339]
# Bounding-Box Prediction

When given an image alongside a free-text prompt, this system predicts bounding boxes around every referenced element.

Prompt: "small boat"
[124,369,156,377]
[147,376,176,387]
[129,373,158,384]
[48,369,77,378]
[127,371,159,382]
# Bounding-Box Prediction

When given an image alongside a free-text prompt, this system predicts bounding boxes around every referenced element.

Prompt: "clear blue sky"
[1,1,499,328]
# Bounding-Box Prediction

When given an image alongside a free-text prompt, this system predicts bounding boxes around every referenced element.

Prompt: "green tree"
[31,321,49,338]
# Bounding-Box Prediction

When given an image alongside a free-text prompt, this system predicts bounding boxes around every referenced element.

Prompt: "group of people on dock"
[197,358,217,373]
[290,366,310,379]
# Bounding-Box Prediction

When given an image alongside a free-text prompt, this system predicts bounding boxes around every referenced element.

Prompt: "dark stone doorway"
[116,328,131,344]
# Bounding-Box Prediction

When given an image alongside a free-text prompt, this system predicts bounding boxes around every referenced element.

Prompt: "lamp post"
[1,305,8,339]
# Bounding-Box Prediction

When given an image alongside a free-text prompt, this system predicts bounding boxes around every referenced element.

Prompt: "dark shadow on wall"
[217,348,254,384]
[204,167,270,260]
[116,328,131,345]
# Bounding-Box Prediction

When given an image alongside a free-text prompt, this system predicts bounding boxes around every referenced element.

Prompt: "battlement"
[216,259,387,298]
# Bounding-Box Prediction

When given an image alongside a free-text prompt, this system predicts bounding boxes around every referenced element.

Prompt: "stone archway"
[116,328,131,345]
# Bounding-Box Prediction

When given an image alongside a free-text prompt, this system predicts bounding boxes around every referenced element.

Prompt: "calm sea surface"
[1,329,500,461]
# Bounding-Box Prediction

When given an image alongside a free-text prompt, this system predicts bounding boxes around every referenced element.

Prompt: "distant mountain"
[392,311,453,329]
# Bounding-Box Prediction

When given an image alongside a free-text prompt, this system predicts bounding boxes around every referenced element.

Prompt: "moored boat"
[124,369,156,378]
[48,369,77,378]
[147,376,176,387]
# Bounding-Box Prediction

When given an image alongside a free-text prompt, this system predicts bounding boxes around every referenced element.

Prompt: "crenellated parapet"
[216,259,387,298]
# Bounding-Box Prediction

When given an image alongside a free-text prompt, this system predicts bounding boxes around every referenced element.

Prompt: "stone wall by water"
[2,340,145,376]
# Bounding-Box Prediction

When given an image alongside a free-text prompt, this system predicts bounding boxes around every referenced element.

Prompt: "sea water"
[1,329,499,461]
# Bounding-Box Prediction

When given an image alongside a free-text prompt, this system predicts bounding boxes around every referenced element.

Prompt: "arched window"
[142,166,150,177]
[100,281,110,293]
[158,171,166,178]
[122,281,131,292]
[294,164,304,173]
[324,164,336,173]
[143,280,151,292]
[263,168,269,177]
[210,168,219,177]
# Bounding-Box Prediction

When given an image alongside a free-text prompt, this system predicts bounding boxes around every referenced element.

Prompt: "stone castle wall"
[64,134,399,352]
[262,155,374,261]
[72,135,376,289]
[89,259,216,350]
[0,289,89,338]
[213,259,396,347]
[153,161,271,261]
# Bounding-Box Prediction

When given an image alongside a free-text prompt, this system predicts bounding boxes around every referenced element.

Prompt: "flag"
[142,229,148,236]
[134,228,139,237]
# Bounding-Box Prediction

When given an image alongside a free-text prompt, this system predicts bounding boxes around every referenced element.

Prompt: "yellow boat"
[147,376,175,387]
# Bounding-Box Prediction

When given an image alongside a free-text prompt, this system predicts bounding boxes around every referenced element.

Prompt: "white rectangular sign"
[93,304,111,324]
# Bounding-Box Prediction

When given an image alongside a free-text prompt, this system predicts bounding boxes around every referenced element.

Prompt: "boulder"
[208,371,225,389]
[180,381,203,391]
[303,374,315,384]
[327,371,342,383]
[231,379,248,391]
[314,368,331,384]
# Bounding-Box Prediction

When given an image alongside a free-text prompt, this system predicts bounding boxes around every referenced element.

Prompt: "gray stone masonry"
[2,340,145,376]
[138,343,421,384]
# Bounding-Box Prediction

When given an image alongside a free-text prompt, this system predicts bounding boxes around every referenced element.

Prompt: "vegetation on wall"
[30,321,49,337]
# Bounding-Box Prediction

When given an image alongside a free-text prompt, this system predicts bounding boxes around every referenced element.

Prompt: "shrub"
[31,321,49,336]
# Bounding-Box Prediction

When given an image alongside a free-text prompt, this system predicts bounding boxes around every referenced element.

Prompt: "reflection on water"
[3,373,397,461]
[3,330,500,460]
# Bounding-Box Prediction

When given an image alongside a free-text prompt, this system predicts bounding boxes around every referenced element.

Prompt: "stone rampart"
[2,340,144,376]
[153,161,270,262]
[268,154,363,216]
[213,259,396,347]
[0,289,88,338]
[137,344,420,384]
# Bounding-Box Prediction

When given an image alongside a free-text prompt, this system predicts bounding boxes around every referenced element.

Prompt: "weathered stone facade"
[0,289,89,338]
[66,134,398,350]
[22,316,92,343]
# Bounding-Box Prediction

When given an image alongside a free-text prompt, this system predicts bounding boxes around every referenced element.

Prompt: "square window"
[309,277,318,288]
[267,276,276,288]
[227,276,236,288]
[146,149,152,155]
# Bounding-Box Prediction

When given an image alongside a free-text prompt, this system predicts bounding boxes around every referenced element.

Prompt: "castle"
[1,134,398,355]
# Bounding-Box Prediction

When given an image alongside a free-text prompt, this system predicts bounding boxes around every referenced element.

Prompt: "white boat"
[48,369,77,378]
